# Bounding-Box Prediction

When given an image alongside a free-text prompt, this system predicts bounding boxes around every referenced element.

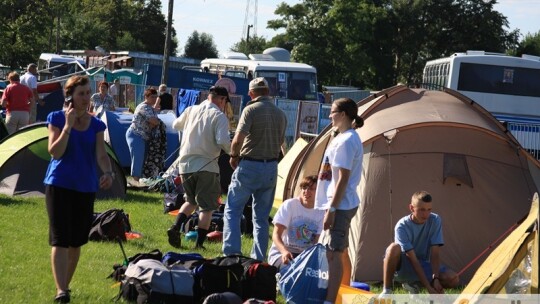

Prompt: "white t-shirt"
[20,72,37,90]
[267,197,325,266]
[172,100,231,174]
[315,128,363,210]
[109,84,118,96]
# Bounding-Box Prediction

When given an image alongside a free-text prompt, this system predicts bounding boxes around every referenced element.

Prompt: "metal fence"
[506,122,540,160]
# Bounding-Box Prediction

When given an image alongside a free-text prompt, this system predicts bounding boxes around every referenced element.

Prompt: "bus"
[37,53,87,81]
[200,50,318,101]
[422,50,540,158]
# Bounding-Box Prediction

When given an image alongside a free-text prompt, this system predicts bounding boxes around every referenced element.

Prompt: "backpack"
[193,260,244,302]
[119,259,194,304]
[213,256,277,302]
[89,209,131,242]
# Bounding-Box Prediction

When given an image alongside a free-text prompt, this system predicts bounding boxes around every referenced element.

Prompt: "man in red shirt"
[1,72,33,134]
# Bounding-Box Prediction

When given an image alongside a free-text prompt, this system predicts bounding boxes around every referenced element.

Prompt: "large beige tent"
[279,85,540,283]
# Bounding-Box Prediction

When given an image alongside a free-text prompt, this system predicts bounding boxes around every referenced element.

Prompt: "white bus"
[37,53,86,81]
[201,50,318,101]
[423,51,540,157]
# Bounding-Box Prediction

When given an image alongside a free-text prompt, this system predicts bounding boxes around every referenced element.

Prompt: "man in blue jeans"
[222,77,287,261]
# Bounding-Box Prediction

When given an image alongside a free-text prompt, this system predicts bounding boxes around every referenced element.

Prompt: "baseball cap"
[249,77,269,90]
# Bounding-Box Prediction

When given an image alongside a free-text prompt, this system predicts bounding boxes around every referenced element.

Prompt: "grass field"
[0,189,461,303]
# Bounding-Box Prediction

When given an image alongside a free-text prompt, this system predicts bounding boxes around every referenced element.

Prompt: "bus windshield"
[256,70,317,100]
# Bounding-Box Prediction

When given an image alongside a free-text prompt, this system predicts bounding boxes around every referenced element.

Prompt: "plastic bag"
[278,243,328,303]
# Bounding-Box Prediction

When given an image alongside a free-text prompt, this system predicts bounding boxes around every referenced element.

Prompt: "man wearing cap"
[157,84,173,111]
[20,63,40,123]
[167,86,231,249]
[223,77,287,261]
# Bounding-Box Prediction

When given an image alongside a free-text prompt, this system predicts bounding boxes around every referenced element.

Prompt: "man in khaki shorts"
[167,86,231,249]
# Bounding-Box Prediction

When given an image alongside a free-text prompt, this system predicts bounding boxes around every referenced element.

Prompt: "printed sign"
[119,76,131,85]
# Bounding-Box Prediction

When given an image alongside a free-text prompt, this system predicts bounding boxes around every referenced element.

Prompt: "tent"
[457,192,538,298]
[101,111,180,170]
[279,85,540,283]
[0,123,127,199]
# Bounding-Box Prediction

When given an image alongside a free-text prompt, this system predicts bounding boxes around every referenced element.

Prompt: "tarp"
[279,85,540,283]
[102,111,180,169]
[0,123,126,199]
[457,193,538,298]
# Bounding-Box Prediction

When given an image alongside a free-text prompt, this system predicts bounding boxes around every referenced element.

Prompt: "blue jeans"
[125,128,147,178]
[223,159,278,260]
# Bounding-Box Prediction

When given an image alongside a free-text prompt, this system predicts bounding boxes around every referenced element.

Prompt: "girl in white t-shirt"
[314,97,364,304]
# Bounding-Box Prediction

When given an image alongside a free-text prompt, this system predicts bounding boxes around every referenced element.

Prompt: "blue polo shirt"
[43,111,106,193]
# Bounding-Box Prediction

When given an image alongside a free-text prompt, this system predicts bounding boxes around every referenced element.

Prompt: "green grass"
[0,190,265,303]
[0,190,460,303]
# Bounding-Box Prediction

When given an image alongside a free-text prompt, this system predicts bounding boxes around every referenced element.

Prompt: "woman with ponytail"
[314,97,364,304]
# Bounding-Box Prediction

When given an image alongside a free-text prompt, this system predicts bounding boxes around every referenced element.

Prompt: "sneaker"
[378,289,393,299]
[167,228,181,248]
[402,282,421,294]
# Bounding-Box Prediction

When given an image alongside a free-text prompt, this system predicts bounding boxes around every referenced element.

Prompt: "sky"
[163,0,540,57]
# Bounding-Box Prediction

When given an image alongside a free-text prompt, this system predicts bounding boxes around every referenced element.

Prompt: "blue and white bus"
[423,51,540,158]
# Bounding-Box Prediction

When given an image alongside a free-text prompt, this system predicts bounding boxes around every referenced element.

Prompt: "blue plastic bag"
[278,243,329,303]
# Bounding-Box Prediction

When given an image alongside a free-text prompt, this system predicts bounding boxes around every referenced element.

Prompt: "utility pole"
[247,24,253,44]
[161,0,174,85]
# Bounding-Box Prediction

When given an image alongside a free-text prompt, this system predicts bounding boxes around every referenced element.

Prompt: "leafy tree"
[0,0,51,68]
[183,31,218,59]
[230,35,268,56]
[512,32,540,57]
[269,0,519,89]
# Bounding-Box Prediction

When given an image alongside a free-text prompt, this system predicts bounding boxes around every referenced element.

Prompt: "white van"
[37,53,86,80]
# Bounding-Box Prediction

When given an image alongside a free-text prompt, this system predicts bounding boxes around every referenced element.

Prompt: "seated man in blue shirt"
[380,191,459,296]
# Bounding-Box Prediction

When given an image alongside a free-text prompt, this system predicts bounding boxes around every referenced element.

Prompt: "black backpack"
[89,209,131,242]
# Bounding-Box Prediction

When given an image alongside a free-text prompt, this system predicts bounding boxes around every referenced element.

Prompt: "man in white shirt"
[109,78,120,107]
[19,63,39,123]
[167,86,231,249]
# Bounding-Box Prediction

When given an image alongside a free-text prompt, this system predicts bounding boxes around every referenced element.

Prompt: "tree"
[230,35,268,55]
[0,0,51,68]
[269,0,520,90]
[512,32,540,57]
[183,31,218,59]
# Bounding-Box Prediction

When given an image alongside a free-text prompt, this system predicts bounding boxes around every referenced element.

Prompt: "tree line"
[2,0,540,91]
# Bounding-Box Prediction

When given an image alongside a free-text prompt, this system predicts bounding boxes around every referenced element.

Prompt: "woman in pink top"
[1,72,33,134]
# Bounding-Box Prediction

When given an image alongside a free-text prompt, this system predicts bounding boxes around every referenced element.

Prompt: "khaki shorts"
[322,207,358,252]
[181,171,221,211]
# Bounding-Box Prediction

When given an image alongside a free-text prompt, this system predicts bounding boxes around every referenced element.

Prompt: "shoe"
[378,289,392,299]
[402,282,421,294]
[167,228,181,248]
[54,291,70,303]
[194,244,206,250]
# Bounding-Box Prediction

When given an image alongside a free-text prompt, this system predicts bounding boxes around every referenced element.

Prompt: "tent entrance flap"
[443,153,473,188]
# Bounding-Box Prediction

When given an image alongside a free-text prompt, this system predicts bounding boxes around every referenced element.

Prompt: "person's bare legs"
[341,249,351,286]
[325,249,344,303]
[52,246,80,296]
[382,243,401,291]
[66,247,81,289]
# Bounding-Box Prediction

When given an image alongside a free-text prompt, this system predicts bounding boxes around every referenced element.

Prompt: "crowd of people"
[6,69,460,303]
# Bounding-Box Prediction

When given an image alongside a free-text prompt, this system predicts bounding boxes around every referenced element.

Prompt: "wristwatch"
[105,171,116,180]
[329,206,336,213]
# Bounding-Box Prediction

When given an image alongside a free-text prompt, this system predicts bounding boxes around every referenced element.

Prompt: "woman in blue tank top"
[43,75,115,303]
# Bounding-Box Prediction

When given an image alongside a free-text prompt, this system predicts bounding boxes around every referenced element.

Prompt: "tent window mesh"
[443,153,473,188]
